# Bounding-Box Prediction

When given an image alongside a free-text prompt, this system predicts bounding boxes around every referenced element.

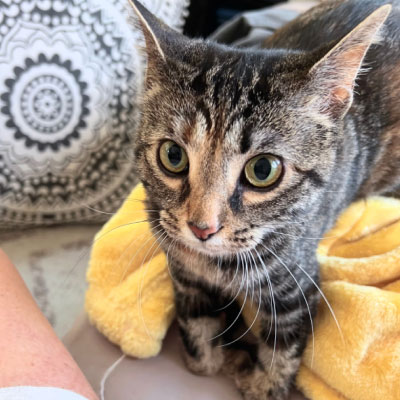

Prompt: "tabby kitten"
[129,0,400,398]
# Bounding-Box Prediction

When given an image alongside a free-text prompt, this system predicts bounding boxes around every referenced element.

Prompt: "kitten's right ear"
[307,5,391,120]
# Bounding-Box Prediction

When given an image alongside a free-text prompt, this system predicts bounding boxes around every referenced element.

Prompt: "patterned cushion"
[0,0,189,228]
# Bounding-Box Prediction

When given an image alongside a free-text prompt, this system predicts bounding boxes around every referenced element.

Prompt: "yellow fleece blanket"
[85,184,400,400]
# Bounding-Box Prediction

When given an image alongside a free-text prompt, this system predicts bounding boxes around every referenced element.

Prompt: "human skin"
[0,249,98,400]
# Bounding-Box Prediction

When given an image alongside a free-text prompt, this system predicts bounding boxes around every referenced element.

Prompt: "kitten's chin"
[173,237,246,258]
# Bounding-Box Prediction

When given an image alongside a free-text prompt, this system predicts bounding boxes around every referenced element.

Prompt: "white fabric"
[0,387,89,400]
[0,0,190,229]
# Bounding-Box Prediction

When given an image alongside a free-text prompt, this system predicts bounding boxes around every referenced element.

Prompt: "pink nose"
[188,222,220,241]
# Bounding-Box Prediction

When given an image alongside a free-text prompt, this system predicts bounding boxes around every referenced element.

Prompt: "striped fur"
[130,1,400,398]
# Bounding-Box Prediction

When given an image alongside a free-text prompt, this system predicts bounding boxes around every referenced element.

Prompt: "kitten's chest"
[168,244,237,290]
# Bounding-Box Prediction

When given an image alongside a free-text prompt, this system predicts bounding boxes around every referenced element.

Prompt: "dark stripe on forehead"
[190,73,207,95]
[196,99,212,132]
[210,55,241,105]
[230,84,243,112]
[227,63,256,121]
[225,103,255,149]
[211,72,224,107]
[242,104,254,120]
[188,47,216,94]
[240,128,252,153]
[237,88,264,154]
[182,124,193,145]
[247,86,261,108]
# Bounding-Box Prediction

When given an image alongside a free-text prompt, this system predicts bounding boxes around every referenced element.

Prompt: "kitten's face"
[135,46,338,258]
[131,1,384,260]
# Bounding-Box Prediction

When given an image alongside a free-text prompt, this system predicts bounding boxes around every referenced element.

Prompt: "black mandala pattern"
[2,54,89,152]
[0,0,189,228]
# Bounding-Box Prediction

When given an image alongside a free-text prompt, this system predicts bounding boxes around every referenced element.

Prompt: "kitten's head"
[130,1,390,258]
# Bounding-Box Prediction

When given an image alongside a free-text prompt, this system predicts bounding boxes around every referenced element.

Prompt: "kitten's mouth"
[172,235,248,258]
[159,220,254,257]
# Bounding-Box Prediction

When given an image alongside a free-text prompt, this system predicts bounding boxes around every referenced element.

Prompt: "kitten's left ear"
[308,5,391,120]
[128,0,167,60]
[127,0,184,79]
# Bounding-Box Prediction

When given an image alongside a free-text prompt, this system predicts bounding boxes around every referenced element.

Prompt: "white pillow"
[0,0,189,228]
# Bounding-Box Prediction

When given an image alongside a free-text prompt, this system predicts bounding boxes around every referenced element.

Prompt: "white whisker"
[294,261,345,344]
[118,223,163,284]
[254,250,277,370]
[222,250,263,347]
[115,220,162,269]
[260,243,315,367]
[138,229,169,340]
[226,253,240,290]
[213,255,249,343]
[264,227,339,241]
[165,237,178,281]
[59,218,156,291]
[216,254,242,311]
[83,204,161,216]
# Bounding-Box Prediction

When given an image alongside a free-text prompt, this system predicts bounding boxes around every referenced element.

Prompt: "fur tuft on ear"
[309,4,392,120]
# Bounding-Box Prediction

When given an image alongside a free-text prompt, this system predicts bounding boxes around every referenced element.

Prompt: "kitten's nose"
[188,222,220,241]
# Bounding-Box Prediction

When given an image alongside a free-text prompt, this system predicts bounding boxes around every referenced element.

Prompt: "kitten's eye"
[159,141,189,174]
[244,155,282,188]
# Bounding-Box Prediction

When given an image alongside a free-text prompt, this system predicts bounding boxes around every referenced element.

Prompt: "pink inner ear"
[338,44,369,87]
[309,5,392,119]
[331,86,352,105]
[315,44,370,117]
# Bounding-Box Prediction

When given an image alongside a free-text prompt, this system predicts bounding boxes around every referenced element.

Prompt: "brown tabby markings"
[129,0,399,399]
[359,62,400,197]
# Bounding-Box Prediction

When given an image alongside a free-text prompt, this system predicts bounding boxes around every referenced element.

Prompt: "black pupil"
[168,144,182,166]
[254,158,272,180]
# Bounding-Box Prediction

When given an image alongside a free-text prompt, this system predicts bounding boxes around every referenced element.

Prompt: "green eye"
[159,141,189,174]
[244,155,282,188]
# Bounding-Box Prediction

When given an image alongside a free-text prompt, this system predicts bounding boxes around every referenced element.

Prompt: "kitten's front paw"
[235,367,290,400]
[179,316,225,376]
[183,344,224,376]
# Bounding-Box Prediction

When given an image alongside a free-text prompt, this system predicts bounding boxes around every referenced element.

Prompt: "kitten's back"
[263,0,400,52]
[264,0,400,198]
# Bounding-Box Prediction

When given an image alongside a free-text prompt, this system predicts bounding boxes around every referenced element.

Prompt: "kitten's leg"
[173,278,225,376]
[233,340,302,400]
[232,306,316,399]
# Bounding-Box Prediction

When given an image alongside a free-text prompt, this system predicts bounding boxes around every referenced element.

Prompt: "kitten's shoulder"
[263,0,400,51]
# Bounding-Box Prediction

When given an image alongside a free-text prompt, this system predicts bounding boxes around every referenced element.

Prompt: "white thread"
[100,354,127,400]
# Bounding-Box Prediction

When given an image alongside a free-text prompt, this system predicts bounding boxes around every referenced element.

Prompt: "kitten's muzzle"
[187,221,222,242]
